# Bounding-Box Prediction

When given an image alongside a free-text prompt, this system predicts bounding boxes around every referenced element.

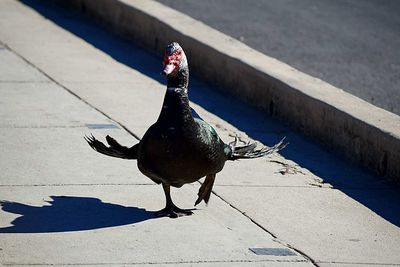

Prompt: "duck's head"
[161,42,188,77]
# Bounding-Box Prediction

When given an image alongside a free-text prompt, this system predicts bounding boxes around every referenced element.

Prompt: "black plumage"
[85,42,286,218]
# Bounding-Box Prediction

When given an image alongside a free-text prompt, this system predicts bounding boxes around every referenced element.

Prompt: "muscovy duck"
[85,42,286,218]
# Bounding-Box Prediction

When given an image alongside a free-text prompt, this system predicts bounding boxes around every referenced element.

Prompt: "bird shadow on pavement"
[0,196,155,233]
[20,0,400,227]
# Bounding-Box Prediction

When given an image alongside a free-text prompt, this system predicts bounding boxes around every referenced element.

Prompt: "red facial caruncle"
[161,48,183,76]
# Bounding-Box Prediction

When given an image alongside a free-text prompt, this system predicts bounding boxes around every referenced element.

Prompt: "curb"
[63,0,400,183]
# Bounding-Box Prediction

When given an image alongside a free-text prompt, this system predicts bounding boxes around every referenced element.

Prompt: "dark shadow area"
[20,0,400,227]
[0,196,154,233]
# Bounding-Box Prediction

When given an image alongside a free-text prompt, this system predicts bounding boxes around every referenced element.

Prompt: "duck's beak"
[161,63,175,76]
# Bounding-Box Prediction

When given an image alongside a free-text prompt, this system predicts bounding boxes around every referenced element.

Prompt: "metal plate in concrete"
[250,247,298,256]
[64,81,164,137]
[85,123,119,129]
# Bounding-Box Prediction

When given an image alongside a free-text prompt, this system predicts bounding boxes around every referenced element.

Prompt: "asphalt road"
[157,0,400,115]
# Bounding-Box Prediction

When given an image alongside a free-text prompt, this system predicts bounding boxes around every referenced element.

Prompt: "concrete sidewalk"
[0,1,399,266]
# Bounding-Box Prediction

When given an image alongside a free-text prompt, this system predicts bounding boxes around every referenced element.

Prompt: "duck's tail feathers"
[229,137,288,160]
[84,134,138,160]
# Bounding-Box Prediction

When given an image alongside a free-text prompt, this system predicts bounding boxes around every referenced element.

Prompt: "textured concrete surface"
[0,186,310,265]
[0,1,399,266]
[53,0,400,183]
[157,0,400,116]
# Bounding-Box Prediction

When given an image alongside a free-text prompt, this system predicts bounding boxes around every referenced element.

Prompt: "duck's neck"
[157,69,193,126]
[167,68,189,89]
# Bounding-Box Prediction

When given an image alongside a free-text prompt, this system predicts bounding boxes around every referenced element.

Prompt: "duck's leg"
[155,183,194,218]
[195,173,216,206]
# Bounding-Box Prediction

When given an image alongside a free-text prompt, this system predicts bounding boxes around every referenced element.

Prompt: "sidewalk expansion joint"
[214,184,329,189]
[1,259,309,266]
[1,43,141,142]
[0,183,155,187]
[0,125,88,129]
[0,80,51,83]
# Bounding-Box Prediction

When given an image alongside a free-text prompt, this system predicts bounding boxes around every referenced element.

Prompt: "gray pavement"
[157,0,400,116]
[0,0,399,266]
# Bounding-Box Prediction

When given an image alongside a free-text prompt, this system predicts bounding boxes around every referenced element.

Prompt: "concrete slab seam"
[0,258,310,266]
[0,125,89,129]
[0,81,51,83]
[0,183,156,187]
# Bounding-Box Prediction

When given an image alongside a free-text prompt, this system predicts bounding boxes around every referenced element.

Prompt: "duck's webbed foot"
[156,183,194,218]
[155,204,194,218]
